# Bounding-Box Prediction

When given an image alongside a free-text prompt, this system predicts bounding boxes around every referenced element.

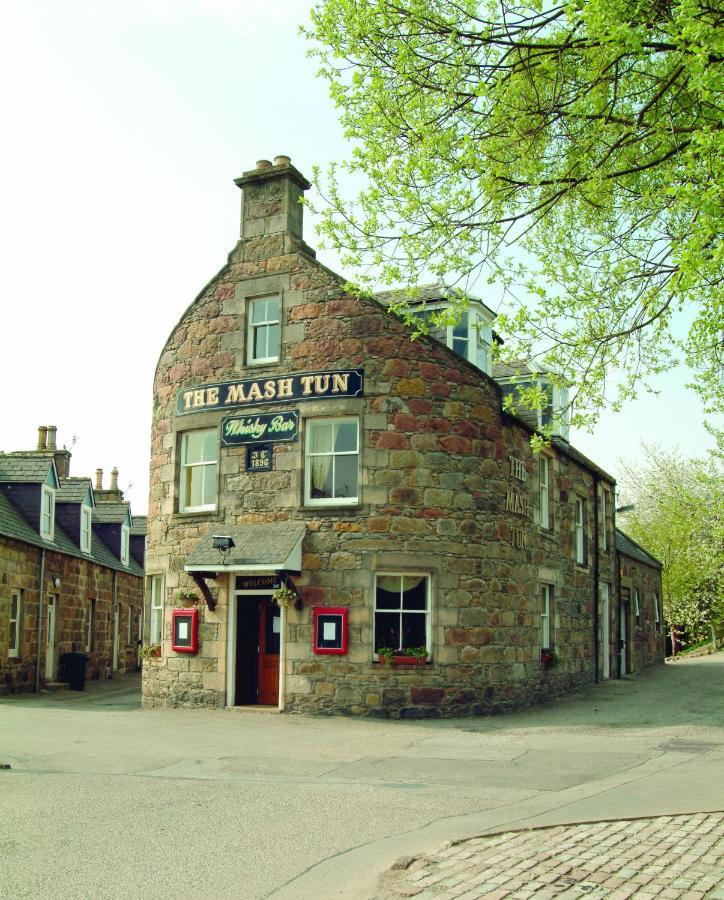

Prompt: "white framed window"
[374,574,430,656]
[40,485,55,540]
[654,594,661,631]
[634,588,641,627]
[126,605,132,646]
[85,599,95,653]
[9,589,22,657]
[575,496,587,565]
[247,296,280,364]
[539,456,553,530]
[451,311,470,359]
[120,523,130,566]
[540,584,553,648]
[149,575,164,644]
[179,429,218,513]
[304,418,359,506]
[80,504,92,554]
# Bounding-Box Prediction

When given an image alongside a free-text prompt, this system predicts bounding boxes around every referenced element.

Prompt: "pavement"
[0,653,723,899]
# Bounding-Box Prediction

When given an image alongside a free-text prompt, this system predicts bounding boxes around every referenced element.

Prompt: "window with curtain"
[179,429,218,512]
[304,418,358,505]
[374,574,430,655]
[248,296,280,364]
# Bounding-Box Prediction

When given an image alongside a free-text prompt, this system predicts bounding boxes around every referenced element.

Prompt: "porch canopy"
[184,522,306,609]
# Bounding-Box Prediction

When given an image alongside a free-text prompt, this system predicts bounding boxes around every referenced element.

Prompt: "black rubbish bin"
[60,652,89,691]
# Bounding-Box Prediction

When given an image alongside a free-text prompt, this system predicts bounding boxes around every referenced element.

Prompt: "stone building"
[142,156,664,716]
[616,529,664,674]
[0,426,145,694]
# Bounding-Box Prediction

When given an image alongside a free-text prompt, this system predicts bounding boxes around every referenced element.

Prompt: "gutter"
[34,548,46,693]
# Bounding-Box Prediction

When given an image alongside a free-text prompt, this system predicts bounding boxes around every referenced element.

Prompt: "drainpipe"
[278,605,286,713]
[34,548,46,693]
[593,473,600,683]
[111,570,117,678]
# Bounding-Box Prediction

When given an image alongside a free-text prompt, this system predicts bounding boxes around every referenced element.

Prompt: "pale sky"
[0,0,717,515]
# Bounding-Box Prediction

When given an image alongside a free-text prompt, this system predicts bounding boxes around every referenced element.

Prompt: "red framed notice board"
[171,607,199,654]
[313,607,348,655]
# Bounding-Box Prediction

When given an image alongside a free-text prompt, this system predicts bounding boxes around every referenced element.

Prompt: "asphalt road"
[1,653,723,899]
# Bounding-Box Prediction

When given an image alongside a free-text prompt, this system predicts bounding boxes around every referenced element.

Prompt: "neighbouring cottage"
[142,155,664,716]
[0,426,146,694]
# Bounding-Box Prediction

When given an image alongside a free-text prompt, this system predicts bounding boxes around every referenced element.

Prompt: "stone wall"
[142,161,621,716]
[619,554,666,674]
[1,534,143,694]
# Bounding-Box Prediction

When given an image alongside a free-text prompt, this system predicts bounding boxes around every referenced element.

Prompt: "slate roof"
[0,453,55,482]
[130,515,147,536]
[0,477,142,577]
[616,529,662,569]
[374,281,496,318]
[185,522,306,571]
[93,502,132,524]
[57,477,93,504]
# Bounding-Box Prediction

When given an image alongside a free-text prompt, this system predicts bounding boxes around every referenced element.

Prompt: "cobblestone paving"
[383,813,724,899]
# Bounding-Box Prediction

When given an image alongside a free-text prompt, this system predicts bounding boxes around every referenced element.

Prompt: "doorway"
[601,582,610,679]
[620,601,629,676]
[45,594,58,681]
[234,595,281,706]
[112,606,120,671]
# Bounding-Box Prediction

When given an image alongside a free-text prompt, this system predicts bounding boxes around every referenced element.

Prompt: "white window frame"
[575,496,587,565]
[149,575,164,645]
[9,589,22,657]
[85,599,95,653]
[126,605,132,646]
[304,417,359,507]
[601,487,610,551]
[634,588,641,627]
[654,593,661,631]
[247,295,280,365]
[40,485,55,541]
[179,429,218,513]
[373,573,431,658]
[540,584,552,649]
[80,504,92,554]
[120,523,130,566]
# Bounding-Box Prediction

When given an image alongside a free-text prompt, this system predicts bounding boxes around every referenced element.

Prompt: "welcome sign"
[221,411,299,446]
[177,368,364,415]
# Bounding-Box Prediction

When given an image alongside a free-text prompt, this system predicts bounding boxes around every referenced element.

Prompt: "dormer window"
[121,523,130,566]
[40,485,55,541]
[452,312,470,358]
[80,504,92,554]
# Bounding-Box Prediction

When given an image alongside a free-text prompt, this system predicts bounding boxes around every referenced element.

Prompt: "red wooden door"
[257,599,280,705]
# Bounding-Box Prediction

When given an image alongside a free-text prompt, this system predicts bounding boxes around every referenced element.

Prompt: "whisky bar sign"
[221,411,299,446]
[177,369,364,415]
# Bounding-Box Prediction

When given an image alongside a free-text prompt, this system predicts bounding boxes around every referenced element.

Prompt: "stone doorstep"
[226,704,281,714]
[42,682,72,692]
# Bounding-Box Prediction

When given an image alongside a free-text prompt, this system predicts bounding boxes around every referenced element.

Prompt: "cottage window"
[248,296,280,364]
[654,593,661,632]
[179,430,218,513]
[304,418,358,506]
[85,599,95,653]
[40,485,55,540]
[575,496,587,565]
[121,523,130,566]
[9,589,22,657]
[600,487,611,551]
[126,605,133,646]
[80,504,92,554]
[634,588,641,627]
[374,574,430,657]
[149,575,164,644]
[540,584,553,648]
[452,311,470,359]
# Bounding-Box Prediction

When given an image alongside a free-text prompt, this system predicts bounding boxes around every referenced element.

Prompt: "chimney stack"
[46,425,57,451]
[110,467,119,491]
[37,426,48,451]
[95,468,103,490]
[234,155,312,258]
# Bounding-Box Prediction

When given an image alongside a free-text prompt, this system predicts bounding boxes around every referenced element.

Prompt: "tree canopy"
[617,445,723,647]
[306,0,723,427]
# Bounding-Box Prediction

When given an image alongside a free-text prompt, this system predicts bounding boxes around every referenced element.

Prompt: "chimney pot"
[37,426,48,451]
[256,159,273,170]
[95,468,103,490]
[46,425,57,451]
[110,467,119,490]
[273,155,291,168]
